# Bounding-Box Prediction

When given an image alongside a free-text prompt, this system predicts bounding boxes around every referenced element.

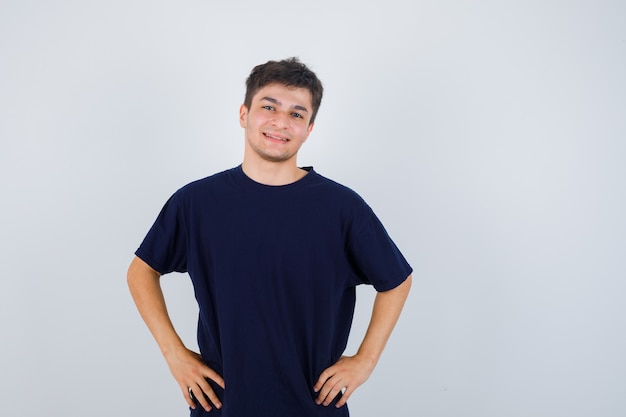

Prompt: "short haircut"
[244,57,324,124]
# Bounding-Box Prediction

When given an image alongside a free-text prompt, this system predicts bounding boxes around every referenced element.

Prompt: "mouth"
[263,132,289,142]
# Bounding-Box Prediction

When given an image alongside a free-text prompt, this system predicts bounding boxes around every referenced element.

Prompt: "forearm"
[356,274,412,366]
[127,256,185,356]
[314,274,412,406]
[127,256,224,411]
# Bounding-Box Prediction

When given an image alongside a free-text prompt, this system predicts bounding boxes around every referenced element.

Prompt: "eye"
[263,105,275,111]
[291,112,303,119]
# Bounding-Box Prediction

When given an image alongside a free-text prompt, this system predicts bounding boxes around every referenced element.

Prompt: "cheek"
[291,121,309,134]
[298,125,312,140]
[254,114,273,127]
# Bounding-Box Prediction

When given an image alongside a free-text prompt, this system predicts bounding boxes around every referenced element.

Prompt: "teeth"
[265,133,287,142]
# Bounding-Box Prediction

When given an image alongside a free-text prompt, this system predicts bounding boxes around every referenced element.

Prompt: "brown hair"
[244,57,324,124]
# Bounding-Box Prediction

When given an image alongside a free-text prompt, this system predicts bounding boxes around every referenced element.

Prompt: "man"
[127,57,412,416]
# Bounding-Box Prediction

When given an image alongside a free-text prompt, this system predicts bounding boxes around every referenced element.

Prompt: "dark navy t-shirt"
[136,166,412,417]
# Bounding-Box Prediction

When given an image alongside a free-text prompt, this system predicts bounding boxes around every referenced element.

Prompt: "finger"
[315,362,342,393]
[335,386,353,408]
[204,368,225,389]
[322,381,345,406]
[182,386,196,410]
[314,376,332,404]
[189,384,213,413]
[316,377,344,406]
[313,370,332,393]
[197,378,222,409]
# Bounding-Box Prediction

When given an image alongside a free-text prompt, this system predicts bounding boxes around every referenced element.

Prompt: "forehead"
[252,83,313,108]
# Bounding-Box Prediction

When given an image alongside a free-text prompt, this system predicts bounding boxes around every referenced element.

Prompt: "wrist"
[354,349,379,369]
[160,338,186,359]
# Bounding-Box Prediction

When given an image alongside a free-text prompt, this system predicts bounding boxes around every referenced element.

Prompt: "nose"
[271,112,289,129]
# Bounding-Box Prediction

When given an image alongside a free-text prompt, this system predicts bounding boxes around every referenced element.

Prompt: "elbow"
[127,256,160,290]
[402,274,412,294]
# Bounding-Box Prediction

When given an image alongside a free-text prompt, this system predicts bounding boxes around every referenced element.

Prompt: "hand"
[164,346,225,413]
[313,354,376,408]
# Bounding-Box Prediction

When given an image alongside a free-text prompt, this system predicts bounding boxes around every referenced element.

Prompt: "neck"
[241,157,307,186]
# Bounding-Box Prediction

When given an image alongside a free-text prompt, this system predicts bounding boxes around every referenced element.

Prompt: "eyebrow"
[260,96,309,113]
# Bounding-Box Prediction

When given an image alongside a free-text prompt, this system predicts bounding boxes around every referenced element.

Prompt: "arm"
[127,256,224,412]
[314,274,412,407]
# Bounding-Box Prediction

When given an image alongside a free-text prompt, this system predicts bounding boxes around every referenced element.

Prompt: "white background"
[1,1,625,416]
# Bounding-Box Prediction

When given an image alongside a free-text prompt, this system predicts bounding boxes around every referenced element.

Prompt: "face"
[240,83,314,164]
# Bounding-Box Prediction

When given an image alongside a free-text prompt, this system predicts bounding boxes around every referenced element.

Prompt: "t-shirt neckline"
[235,165,315,190]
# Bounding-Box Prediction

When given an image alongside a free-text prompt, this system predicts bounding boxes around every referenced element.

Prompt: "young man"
[127,57,412,416]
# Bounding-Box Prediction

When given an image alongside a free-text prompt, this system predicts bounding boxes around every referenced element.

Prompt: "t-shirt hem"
[135,248,168,275]
[373,266,413,292]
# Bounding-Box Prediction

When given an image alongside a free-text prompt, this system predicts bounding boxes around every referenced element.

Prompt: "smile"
[263,133,289,142]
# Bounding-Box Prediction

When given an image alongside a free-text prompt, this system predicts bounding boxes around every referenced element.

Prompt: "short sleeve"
[135,191,188,275]
[346,204,412,292]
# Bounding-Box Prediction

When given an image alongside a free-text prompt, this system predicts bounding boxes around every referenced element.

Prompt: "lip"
[263,132,290,143]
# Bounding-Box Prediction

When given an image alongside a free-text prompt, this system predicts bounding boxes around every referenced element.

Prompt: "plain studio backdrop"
[1,1,625,416]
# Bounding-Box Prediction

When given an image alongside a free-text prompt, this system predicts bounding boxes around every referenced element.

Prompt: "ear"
[239,104,248,128]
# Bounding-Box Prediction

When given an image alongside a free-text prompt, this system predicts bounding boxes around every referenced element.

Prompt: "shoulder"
[305,170,376,225]
[309,169,369,207]
[174,166,238,196]
[160,167,240,212]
